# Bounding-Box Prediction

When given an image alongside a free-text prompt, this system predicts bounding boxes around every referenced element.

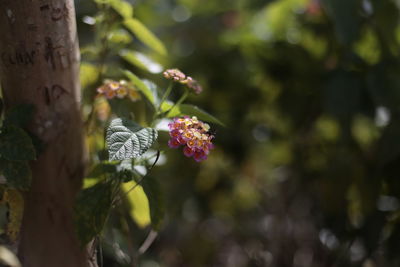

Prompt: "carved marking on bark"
[39,1,70,22]
[44,36,72,70]
[1,48,36,67]
[40,4,50,11]
[37,84,72,106]
[33,82,75,140]
[0,37,73,70]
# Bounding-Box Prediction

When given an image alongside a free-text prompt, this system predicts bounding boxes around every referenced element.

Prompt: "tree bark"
[0,1,88,266]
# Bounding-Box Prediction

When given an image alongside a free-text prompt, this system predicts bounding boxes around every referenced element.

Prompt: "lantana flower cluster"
[168,116,214,162]
[97,80,141,101]
[163,69,203,94]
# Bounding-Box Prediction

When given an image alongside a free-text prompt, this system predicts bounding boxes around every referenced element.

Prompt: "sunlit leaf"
[80,63,99,89]
[123,70,157,106]
[106,118,158,161]
[3,189,24,242]
[119,50,163,73]
[123,18,167,55]
[80,45,100,59]
[264,0,308,39]
[109,0,133,19]
[94,0,132,17]
[353,29,380,65]
[122,181,151,228]
[108,29,133,44]
[160,101,173,112]
[142,80,160,106]
[83,178,100,189]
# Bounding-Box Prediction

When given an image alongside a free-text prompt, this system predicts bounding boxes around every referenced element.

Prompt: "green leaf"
[141,176,164,230]
[80,63,100,89]
[123,18,167,55]
[160,101,174,111]
[122,181,151,228]
[4,104,35,128]
[0,160,31,190]
[108,29,132,44]
[0,126,36,161]
[109,0,133,19]
[123,70,157,106]
[163,104,225,126]
[142,80,160,106]
[74,182,113,245]
[119,50,163,74]
[106,118,158,161]
[83,178,100,189]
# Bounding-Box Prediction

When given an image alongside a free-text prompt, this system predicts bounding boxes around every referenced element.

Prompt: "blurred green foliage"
[76,0,400,266]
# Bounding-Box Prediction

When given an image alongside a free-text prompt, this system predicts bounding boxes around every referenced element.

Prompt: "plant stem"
[159,82,173,111]
[152,82,173,124]
[166,89,189,117]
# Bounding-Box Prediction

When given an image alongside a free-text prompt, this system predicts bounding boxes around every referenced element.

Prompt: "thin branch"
[138,230,158,255]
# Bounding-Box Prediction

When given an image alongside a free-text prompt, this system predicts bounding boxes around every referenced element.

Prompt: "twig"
[138,230,158,255]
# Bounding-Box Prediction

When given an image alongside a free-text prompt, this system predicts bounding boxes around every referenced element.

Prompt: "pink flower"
[167,116,214,162]
[163,69,203,94]
[163,69,186,82]
[96,80,140,101]
[169,129,181,138]
[168,138,181,148]
[183,77,203,94]
[194,150,207,162]
[183,147,195,157]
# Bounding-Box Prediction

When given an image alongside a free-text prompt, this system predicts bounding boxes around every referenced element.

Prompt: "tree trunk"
[0,1,89,266]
